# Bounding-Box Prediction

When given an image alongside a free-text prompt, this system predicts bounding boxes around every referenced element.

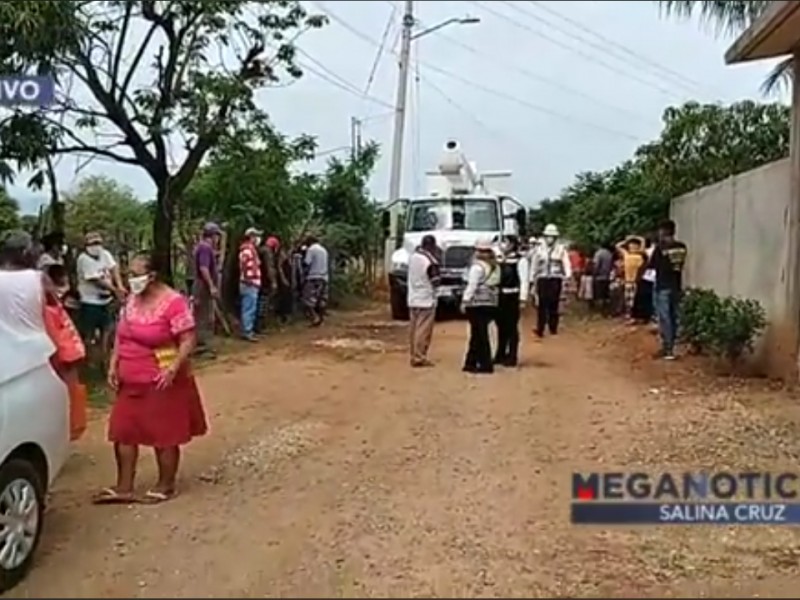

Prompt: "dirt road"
[12,308,800,597]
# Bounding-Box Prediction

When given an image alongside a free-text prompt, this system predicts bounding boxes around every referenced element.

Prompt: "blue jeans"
[654,288,679,354]
[239,282,259,336]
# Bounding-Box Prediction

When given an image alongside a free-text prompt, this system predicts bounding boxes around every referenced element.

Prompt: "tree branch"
[111,1,133,85]
[72,49,161,178]
[170,44,264,194]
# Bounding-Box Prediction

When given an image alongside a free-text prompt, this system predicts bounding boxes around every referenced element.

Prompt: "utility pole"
[387,0,414,205]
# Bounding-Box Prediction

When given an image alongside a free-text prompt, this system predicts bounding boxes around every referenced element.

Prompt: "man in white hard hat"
[529,224,571,337]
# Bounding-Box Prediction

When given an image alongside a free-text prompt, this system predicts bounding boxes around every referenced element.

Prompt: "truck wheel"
[0,459,45,593]
[390,284,409,321]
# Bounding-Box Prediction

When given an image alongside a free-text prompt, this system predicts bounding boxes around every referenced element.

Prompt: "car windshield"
[406,199,499,232]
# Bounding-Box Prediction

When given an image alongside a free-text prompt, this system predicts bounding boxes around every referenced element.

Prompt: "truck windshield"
[406,199,499,232]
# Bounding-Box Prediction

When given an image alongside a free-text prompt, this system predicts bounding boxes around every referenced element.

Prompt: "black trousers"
[464,306,495,373]
[495,293,521,364]
[536,278,562,336]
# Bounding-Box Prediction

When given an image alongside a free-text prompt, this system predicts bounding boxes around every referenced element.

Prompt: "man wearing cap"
[238,227,262,341]
[75,232,124,349]
[407,234,441,367]
[192,222,223,355]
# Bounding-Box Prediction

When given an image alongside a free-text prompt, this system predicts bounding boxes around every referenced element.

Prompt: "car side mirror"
[381,211,390,237]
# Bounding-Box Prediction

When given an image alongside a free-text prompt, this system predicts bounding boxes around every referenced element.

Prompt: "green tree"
[547,100,790,249]
[0,190,20,233]
[61,175,150,251]
[0,1,326,280]
[183,117,316,242]
[636,100,790,197]
[657,0,792,94]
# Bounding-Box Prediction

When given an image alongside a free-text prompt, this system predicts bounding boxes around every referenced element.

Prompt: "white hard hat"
[543,224,559,237]
[474,238,494,251]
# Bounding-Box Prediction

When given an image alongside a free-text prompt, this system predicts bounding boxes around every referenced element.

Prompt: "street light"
[388,5,480,205]
[410,16,481,41]
[384,3,480,272]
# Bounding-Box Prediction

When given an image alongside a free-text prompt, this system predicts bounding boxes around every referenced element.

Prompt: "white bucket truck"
[381,140,527,320]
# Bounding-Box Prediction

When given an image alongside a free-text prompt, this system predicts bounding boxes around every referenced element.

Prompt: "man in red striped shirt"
[239,227,262,341]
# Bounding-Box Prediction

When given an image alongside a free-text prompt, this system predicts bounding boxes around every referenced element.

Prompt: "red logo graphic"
[576,484,596,500]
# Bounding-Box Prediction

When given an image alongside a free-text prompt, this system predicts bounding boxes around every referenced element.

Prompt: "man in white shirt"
[75,232,124,347]
[407,234,441,367]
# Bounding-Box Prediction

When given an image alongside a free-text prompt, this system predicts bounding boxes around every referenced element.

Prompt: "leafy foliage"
[60,176,150,250]
[679,288,724,354]
[530,101,791,248]
[0,190,20,233]
[0,0,327,279]
[656,0,791,95]
[680,287,767,362]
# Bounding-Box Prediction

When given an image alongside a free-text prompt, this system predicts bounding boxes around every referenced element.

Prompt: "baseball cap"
[203,222,222,235]
[266,236,280,249]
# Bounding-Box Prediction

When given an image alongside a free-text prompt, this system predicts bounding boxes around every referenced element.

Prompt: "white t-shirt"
[407,251,436,309]
[76,248,117,305]
[0,269,54,383]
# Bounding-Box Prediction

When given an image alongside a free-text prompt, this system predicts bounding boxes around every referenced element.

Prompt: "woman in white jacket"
[460,239,500,374]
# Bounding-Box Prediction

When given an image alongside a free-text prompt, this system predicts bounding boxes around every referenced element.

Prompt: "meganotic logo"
[571,472,800,525]
[0,75,55,106]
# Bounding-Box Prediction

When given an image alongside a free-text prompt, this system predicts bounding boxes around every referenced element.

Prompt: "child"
[44,264,87,441]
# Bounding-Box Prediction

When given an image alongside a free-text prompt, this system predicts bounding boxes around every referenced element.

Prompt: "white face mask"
[86,244,102,257]
[60,244,68,256]
[254,237,262,247]
[128,275,150,295]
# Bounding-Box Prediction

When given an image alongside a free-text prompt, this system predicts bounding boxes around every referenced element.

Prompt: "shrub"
[679,288,723,354]
[712,296,767,361]
[679,287,767,363]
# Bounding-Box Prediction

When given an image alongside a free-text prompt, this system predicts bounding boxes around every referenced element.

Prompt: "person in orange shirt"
[567,245,584,295]
[44,264,88,441]
[615,236,646,320]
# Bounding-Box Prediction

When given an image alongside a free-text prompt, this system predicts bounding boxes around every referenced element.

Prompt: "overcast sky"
[11,0,789,214]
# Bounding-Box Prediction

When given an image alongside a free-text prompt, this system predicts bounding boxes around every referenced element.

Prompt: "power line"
[364,2,397,97]
[294,48,394,109]
[525,0,714,96]
[469,0,685,99]
[419,60,639,140]
[429,27,653,125]
[419,72,536,154]
[313,1,643,141]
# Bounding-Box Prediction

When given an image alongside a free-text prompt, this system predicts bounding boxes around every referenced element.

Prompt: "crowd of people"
[405,219,688,372]
[0,222,330,504]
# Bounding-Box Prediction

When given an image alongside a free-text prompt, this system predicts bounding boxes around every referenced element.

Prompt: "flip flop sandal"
[143,490,178,504]
[92,488,137,505]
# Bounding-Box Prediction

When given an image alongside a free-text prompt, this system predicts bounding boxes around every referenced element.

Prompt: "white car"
[0,297,70,592]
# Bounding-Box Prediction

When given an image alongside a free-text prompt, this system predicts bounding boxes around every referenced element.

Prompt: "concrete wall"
[671,158,791,373]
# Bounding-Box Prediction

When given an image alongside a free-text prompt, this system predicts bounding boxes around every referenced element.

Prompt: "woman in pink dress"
[94,252,207,504]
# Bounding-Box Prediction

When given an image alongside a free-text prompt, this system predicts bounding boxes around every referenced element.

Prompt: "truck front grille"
[443,246,473,269]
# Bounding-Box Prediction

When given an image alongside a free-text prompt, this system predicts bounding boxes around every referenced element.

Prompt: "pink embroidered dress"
[109,289,207,447]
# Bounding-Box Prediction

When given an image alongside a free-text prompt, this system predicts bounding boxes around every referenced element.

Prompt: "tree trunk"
[45,157,64,234]
[153,186,175,283]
